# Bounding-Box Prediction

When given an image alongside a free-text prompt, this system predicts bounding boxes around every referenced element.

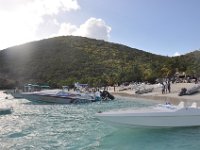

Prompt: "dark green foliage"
[0,36,199,88]
[0,78,16,89]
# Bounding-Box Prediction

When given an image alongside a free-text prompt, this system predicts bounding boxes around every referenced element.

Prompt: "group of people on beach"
[161,80,171,94]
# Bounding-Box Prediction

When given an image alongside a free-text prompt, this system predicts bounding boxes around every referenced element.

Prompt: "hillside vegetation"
[0,36,199,89]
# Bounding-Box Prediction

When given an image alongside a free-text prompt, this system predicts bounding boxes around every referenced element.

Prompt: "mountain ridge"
[0,36,199,88]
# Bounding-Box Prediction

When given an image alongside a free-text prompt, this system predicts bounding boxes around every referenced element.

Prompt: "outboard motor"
[101,91,115,100]
[179,88,187,96]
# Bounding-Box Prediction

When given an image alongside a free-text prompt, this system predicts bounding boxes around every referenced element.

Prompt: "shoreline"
[112,92,196,105]
[109,83,200,106]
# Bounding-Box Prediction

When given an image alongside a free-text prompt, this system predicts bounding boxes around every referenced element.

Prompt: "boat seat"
[177,101,184,108]
[190,102,197,108]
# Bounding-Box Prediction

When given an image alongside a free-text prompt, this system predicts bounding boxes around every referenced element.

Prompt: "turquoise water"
[1,92,200,150]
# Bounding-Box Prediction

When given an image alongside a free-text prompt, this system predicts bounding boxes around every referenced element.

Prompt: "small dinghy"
[0,107,12,115]
[179,84,200,96]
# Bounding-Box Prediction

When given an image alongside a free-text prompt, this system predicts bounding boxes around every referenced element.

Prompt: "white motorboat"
[12,82,114,104]
[10,92,24,99]
[0,107,12,115]
[19,89,96,104]
[96,102,200,128]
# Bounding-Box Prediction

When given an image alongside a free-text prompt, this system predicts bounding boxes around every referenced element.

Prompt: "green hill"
[0,36,199,89]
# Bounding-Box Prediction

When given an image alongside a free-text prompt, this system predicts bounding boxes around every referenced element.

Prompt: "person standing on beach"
[164,81,168,93]
[167,81,171,93]
[161,83,165,94]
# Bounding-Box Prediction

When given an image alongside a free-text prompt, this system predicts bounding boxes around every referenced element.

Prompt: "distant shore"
[108,83,200,105]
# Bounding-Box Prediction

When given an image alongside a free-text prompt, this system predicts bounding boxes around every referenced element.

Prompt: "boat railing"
[190,102,197,108]
[177,101,185,109]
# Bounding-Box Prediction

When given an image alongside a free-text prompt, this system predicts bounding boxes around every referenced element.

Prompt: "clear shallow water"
[1,92,200,150]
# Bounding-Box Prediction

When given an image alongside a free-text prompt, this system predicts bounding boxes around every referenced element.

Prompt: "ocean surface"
[1,91,200,150]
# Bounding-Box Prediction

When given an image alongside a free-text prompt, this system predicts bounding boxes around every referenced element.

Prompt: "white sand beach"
[109,83,200,105]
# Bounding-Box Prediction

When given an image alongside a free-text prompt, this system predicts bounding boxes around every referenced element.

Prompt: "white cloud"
[173,52,181,56]
[32,0,80,16]
[58,23,78,35]
[0,0,80,50]
[57,17,111,41]
[0,0,111,50]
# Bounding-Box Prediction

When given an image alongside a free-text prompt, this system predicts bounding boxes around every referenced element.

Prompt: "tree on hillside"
[161,65,171,78]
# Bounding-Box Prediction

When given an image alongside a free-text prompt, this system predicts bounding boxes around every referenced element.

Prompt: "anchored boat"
[13,83,115,104]
[0,107,12,115]
[20,89,96,104]
[96,102,200,128]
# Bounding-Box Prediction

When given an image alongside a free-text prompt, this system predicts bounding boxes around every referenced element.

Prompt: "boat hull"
[21,93,74,104]
[14,89,114,104]
[10,93,24,99]
[21,93,93,104]
[96,108,200,127]
[0,108,12,115]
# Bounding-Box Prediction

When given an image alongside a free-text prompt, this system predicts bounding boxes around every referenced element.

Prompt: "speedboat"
[21,90,115,104]
[12,83,115,104]
[20,89,96,104]
[96,102,200,128]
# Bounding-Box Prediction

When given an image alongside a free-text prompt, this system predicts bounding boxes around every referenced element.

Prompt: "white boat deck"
[96,102,200,127]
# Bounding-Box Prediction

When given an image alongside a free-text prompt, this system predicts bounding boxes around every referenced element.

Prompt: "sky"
[0,0,200,56]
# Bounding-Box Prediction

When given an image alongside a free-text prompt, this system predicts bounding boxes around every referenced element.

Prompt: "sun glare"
[0,5,38,50]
